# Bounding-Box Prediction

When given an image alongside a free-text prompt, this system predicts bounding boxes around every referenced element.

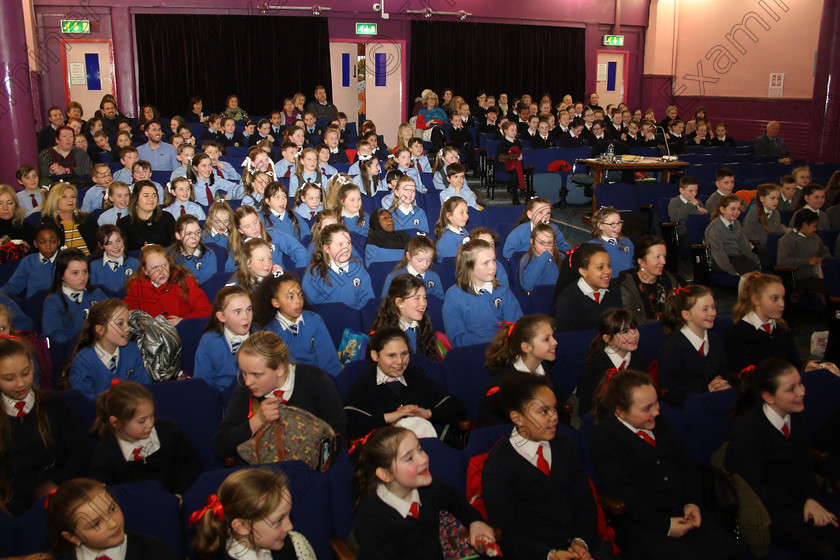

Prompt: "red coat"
[123,273,211,319]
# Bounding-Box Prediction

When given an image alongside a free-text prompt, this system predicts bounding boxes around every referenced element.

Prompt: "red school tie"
[205,183,214,205]
[415,159,422,172]
[637,431,656,447]
[762,323,772,334]
[408,501,419,519]
[310,211,315,219]
[132,447,143,461]
[101,190,107,209]
[180,205,186,216]
[116,212,122,222]
[698,341,705,356]
[593,292,600,303]
[536,446,550,476]
[14,401,26,418]
[30,193,38,208]
[781,424,790,438]
[212,165,224,179]
[272,389,286,403]
[96,556,114,560]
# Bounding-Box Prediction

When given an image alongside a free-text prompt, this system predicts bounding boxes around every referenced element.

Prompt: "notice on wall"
[768,73,784,98]
[69,62,86,85]
[597,63,607,82]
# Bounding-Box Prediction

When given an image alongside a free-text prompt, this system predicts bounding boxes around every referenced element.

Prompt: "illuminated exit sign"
[355,23,377,35]
[61,20,90,34]
[602,35,624,46]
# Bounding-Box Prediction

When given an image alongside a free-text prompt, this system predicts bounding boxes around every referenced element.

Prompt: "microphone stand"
[654,125,674,160]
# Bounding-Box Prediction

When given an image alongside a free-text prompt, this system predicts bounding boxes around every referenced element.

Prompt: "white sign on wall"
[597,63,607,82]
[69,62,86,85]
[768,73,784,98]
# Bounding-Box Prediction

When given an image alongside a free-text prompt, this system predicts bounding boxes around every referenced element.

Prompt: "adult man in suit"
[754,120,792,165]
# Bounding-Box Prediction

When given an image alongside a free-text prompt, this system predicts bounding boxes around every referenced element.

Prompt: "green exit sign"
[355,22,377,35]
[61,20,90,34]
[603,35,624,46]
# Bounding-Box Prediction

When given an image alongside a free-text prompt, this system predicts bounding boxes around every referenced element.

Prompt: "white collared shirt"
[93,343,119,371]
[447,224,466,235]
[399,318,419,332]
[271,208,285,220]
[742,311,775,333]
[510,426,552,469]
[226,538,273,560]
[680,325,709,353]
[473,281,494,295]
[223,327,250,352]
[275,311,304,332]
[117,427,161,462]
[376,483,420,518]
[103,254,125,270]
[719,216,735,229]
[513,355,545,376]
[679,195,689,204]
[3,390,35,417]
[615,413,654,441]
[763,403,791,436]
[210,226,228,237]
[76,535,128,560]
[376,367,408,387]
[604,346,630,369]
[406,263,424,279]
[271,364,297,402]
[341,210,359,219]
[577,277,607,302]
[40,252,58,264]
[330,261,350,275]
[61,285,85,302]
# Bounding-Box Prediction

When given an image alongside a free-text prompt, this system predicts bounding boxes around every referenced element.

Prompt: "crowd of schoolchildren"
[0,87,839,560]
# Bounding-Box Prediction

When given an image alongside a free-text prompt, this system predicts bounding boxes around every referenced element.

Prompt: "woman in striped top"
[40,182,97,254]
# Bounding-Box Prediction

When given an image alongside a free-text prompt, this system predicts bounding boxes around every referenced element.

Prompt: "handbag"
[127,309,181,382]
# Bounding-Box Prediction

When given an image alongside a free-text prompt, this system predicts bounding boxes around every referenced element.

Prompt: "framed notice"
[768,73,784,98]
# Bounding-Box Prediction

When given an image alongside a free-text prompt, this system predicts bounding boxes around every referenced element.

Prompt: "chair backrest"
[636,181,679,207]
[314,301,363,347]
[437,256,457,291]
[594,182,640,213]
[426,294,445,334]
[60,389,99,446]
[766,233,783,266]
[682,388,737,464]
[368,260,400,297]
[636,321,664,372]
[552,329,598,400]
[687,213,711,244]
[822,257,840,298]
[802,369,840,441]
[335,358,371,400]
[175,317,209,376]
[817,229,840,255]
[423,436,468,493]
[111,480,185,559]
[13,495,48,555]
[441,343,492,420]
[200,271,231,303]
[656,197,672,223]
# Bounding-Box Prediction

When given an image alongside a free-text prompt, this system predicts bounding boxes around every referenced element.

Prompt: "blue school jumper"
[502,222,571,259]
[391,206,429,233]
[4,253,56,297]
[193,331,240,391]
[241,192,263,209]
[97,207,129,226]
[68,343,150,399]
[193,176,236,206]
[263,210,310,241]
[397,166,426,192]
[302,260,374,309]
[352,174,388,196]
[202,229,228,249]
[171,248,218,284]
[81,185,109,213]
[42,288,108,344]
[223,229,310,272]
[589,237,635,278]
[343,214,370,237]
[365,244,406,265]
[495,259,510,287]
[436,227,468,261]
[518,252,560,291]
[442,284,523,347]
[164,201,206,220]
[440,185,480,210]
[0,291,33,331]
[288,171,326,199]
[265,311,340,376]
[89,256,140,295]
[382,267,445,299]
[404,324,420,353]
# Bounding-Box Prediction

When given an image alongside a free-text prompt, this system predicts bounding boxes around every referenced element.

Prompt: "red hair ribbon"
[738,364,755,380]
[497,321,515,341]
[43,488,57,510]
[348,429,377,456]
[0,334,22,341]
[189,494,225,526]
[672,287,690,296]
[485,386,500,397]
[110,378,121,388]
[600,368,621,398]
[565,245,580,268]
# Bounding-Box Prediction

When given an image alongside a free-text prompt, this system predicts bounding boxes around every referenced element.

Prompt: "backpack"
[237,404,337,471]
[127,309,181,382]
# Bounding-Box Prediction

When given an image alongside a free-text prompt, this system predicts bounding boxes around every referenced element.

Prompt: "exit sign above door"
[61,20,91,34]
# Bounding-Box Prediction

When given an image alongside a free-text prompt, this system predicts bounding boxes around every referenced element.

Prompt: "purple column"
[0,0,38,182]
[807,0,840,163]
[110,7,136,118]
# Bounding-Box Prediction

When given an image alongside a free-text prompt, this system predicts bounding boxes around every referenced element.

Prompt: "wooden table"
[579,157,690,213]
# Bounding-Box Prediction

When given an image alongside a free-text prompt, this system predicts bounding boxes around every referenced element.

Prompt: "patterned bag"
[127,309,181,382]
[0,240,28,264]
[439,511,502,558]
[237,404,337,471]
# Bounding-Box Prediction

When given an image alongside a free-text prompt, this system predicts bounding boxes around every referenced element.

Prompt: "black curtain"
[409,21,585,110]
[135,14,331,118]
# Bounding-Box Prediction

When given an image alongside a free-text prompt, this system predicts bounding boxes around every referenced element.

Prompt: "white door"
[596,51,626,108]
[329,42,360,127]
[362,39,404,148]
[61,40,116,117]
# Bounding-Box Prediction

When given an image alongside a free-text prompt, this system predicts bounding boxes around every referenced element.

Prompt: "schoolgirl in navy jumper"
[590,369,743,560]
[482,372,613,560]
[67,299,149,398]
[518,222,564,291]
[366,208,410,265]
[442,238,523,347]
[89,381,201,495]
[190,468,317,560]
[353,156,383,197]
[202,201,233,249]
[351,425,496,560]
[46,478,175,559]
[726,358,840,560]
[43,249,108,344]
[253,271,340,376]
[578,308,646,417]
[225,205,309,272]
[4,222,60,298]
[0,336,90,515]
[229,238,282,292]
[169,215,217,285]
[211,331,347,461]
[434,196,469,261]
[502,197,570,258]
[164,176,206,220]
[381,236,444,299]
[479,315,558,427]
[553,244,621,332]
[97,181,131,226]
[292,181,324,222]
[389,176,429,233]
[261,181,309,242]
[288,147,326,199]
[193,286,253,392]
[335,181,369,238]
[658,284,730,408]
[301,223,374,309]
[588,206,634,277]
[431,146,460,191]
[371,274,438,360]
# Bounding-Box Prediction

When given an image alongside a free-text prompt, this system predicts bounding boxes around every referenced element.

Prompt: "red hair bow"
[43,488,57,510]
[497,321,516,341]
[738,364,755,380]
[672,287,690,296]
[110,378,121,388]
[189,494,225,526]
[600,368,622,397]
[348,429,377,456]
[485,386,500,397]
[0,334,22,342]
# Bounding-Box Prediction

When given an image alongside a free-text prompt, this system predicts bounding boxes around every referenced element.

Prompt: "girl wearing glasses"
[518,222,564,291]
[589,206,634,277]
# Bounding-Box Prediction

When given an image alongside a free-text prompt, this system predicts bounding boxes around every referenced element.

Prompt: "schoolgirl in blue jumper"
[366,208,411,265]
[301,223,374,309]
[168,214,217,284]
[288,147,327,199]
[588,206,634,278]
[201,201,233,249]
[293,181,324,222]
[503,197,571,259]
[434,196,470,261]
[353,156,384,197]
[89,225,139,296]
[188,152,236,206]
[253,271,340,376]
[431,146,460,191]
[372,274,440,359]
[227,238,283,292]
[306,209,340,257]
[443,238,523,347]
[224,205,309,272]
[194,286,253,391]
[518,222,564,291]
[382,235,445,299]
[66,298,150,398]
[163,176,206,220]
[386,147,425,193]
[471,227,511,287]
[378,169,405,210]
[336,181,370,238]
[389,175,430,234]
[261,181,309,242]
[43,248,108,345]
[4,221,61,298]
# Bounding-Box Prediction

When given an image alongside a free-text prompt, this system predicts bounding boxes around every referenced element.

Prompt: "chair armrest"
[812,448,831,463]
[690,243,709,250]
[830,296,840,304]
[223,456,237,468]
[524,165,535,171]
[561,402,574,415]
[330,537,357,560]
[660,221,679,228]
[597,493,626,515]
[455,419,474,432]
[582,215,593,226]
[638,203,654,211]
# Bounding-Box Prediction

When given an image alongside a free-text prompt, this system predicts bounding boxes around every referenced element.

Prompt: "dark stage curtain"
[409,21,585,112]
[135,14,331,118]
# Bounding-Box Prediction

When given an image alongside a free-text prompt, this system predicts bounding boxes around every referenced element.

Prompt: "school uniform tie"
[608,239,617,246]
[230,340,242,355]
[593,292,600,304]
[96,555,113,560]
[212,165,224,179]
[781,424,790,438]
[310,211,316,220]
[762,323,772,334]
[636,431,656,447]
[698,341,706,356]
[287,323,299,335]
[415,159,422,172]
[131,447,143,461]
[408,501,420,519]
[30,193,38,208]
[205,183,214,205]
[101,190,107,209]
[727,223,734,231]
[535,446,550,476]
[42,256,50,265]
[108,260,119,271]
[109,356,117,374]
[14,401,26,418]
[180,204,186,216]
[70,292,82,304]
[321,167,327,175]
[272,389,286,403]
[116,212,122,222]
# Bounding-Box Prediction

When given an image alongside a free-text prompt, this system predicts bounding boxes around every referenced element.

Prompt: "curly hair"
[371,274,437,360]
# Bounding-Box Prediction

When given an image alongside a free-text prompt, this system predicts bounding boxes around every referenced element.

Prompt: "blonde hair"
[0,184,24,228]
[228,206,272,270]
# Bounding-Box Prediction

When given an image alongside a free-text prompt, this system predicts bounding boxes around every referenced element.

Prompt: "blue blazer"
[382,267,445,299]
[4,253,55,297]
[193,331,240,391]
[89,256,140,295]
[365,244,406,266]
[264,311,340,376]
[42,288,108,344]
[442,284,523,347]
[302,259,374,310]
[503,222,571,259]
[343,215,370,238]
[68,343,150,398]
[589,237,635,278]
